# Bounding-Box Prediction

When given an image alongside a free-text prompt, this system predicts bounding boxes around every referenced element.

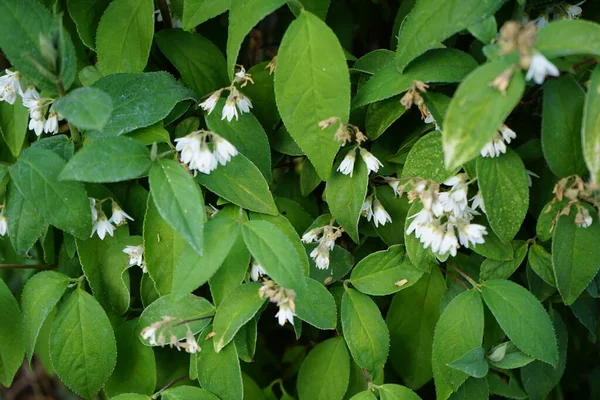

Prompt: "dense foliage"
[0,0,600,399]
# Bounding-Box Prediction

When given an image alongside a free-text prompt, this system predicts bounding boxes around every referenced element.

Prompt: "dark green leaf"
[0,278,25,387]
[0,96,28,157]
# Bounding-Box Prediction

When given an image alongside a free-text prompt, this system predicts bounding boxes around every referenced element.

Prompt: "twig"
[157,0,173,29]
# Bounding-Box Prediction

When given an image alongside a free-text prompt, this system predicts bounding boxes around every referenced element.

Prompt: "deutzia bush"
[1,0,600,399]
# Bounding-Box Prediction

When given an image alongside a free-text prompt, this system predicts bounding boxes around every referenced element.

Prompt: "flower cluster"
[0,71,62,136]
[259,279,296,326]
[534,1,585,29]
[90,199,133,240]
[141,316,200,353]
[123,245,146,273]
[360,196,392,227]
[200,66,254,122]
[405,174,488,258]
[302,223,344,270]
[480,125,517,158]
[175,130,238,175]
[400,80,430,121]
[550,175,599,228]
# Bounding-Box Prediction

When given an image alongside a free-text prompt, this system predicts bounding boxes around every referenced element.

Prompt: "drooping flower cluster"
[534,1,585,29]
[90,199,133,240]
[123,245,146,273]
[549,175,599,229]
[259,279,296,326]
[405,174,488,258]
[360,196,392,227]
[200,66,254,122]
[318,117,383,177]
[175,130,238,175]
[302,223,344,270]
[0,71,62,136]
[141,316,200,353]
[480,125,517,158]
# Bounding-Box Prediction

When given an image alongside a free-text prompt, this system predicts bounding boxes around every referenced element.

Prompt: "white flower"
[372,199,392,227]
[184,330,200,353]
[89,198,98,222]
[457,222,487,248]
[480,126,517,158]
[310,246,330,270]
[29,117,45,137]
[419,220,445,253]
[565,2,584,19]
[0,69,22,104]
[91,212,116,240]
[123,245,144,267]
[301,228,321,243]
[361,196,374,221]
[470,192,486,213]
[221,97,238,122]
[44,112,59,134]
[500,125,516,143]
[337,149,356,177]
[141,325,158,345]
[535,13,550,30]
[526,52,559,85]
[424,109,435,124]
[250,260,267,281]
[0,213,7,236]
[236,93,253,114]
[175,134,201,165]
[190,142,218,174]
[439,225,459,257]
[109,202,133,225]
[213,134,238,165]
[200,90,222,114]
[359,148,383,174]
[275,303,295,326]
[576,207,593,228]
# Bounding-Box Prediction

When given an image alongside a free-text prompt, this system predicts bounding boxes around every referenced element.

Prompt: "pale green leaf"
[0,278,25,387]
[583,65,600,183]
[536,19,600,59]
[295,277,337,330]
[182,0,230,30]
[66,0,110,50]
[402,131,458,183]
[0,96,28,157]
[379,384,422,400]
[6,181,48,255]
[447,347,488,378]
[163,386,220,400]
[54,88,113,131]
[196,330,243,400]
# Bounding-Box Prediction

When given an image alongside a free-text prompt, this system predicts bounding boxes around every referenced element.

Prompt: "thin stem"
[448,262,478,288]
[56,81,81,145]
[440,267,469,290]
[157,0,173,29]
[152,376,187,399]
[0,264,56,270]
[171,315,214,328]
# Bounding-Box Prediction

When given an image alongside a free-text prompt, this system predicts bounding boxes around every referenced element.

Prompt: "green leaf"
[205,100,273,181]
[227,0,288,77]
[0,0,77,92]
[32,135,74,161]
[9,147,92,239]
[149,159,205,255]
[163,386,220,400]
[378,384,422,400]
[76,227,136,315]
[476,149,529,242]
[387,267,446,390]
[195,154,277,215]
[275,11,350,180]
[443,62,525,170]
[404,202,439,273]
[0,96,28,157]
[21,271,70,361]
[448,378,489,400]
[127,123,171,145]
[297,337,350,400]
[213,283,266,352]
[295,277,337,330]
[374,185,411,246]
[182,0,230,30]
[233,316,258,362]
[481,280,558,366]
[341,288,390,375]
[468,16,497,44]
[432,290,484,400]
[137,294,215,344]
[196,331,243,400]
[402,131,458,183]
[365,96,406,140]
[61,136,151,182]
[172,217,240,297]
[53,88,113,131]
[552,204,600,305]
[242,220,306,291]
[155,30,229,97]
[6,181,48,255]
[447,348,489,379]
[0,278,25,387]
[536,19,600,59]
[350,244,423,296]
[521,311,568,400]
[353,49,477,109]
[325,152,368,242]
[480,241,528,281]
[66,0,110,50]
[394,0,506,72]
[527,244,555,287]
[111,395,151,400]
[470,218,514,261]
[308,244,353,284]
[487,342,534,370]
[541,75,587,177]
[143,194,186,296]
[352,49,395,74]
[92,72,196,136]
[50,289,117,400]
[104,320,157,397]
[583,65,600,183]
[349,392,377,400]
[96,0,154,75]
